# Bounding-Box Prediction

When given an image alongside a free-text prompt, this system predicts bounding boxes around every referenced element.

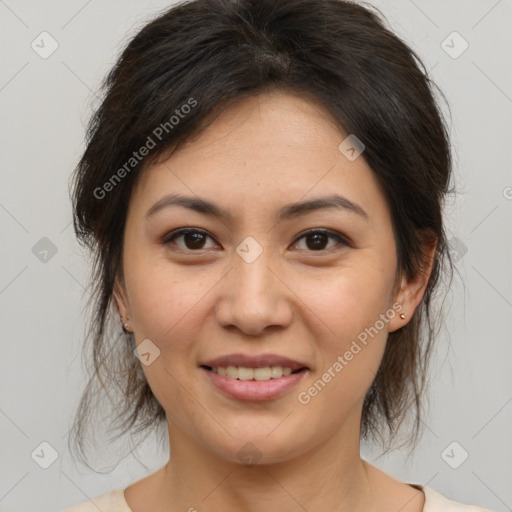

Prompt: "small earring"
[120,315,131,333]
[400,313,406,320]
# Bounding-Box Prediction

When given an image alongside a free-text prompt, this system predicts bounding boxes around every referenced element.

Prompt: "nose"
[214,246,293,337]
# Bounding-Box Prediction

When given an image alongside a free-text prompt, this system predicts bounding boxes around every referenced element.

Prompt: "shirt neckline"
[115,483,431,512]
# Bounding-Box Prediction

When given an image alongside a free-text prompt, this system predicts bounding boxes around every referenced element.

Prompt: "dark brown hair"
[69,0,454,466]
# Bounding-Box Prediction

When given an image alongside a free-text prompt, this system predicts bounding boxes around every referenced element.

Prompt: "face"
[116,90,423,465]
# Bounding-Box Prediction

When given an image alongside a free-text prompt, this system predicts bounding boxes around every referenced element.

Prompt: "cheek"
[125,254,212,341]
[124,259,211,428]
[299,258,394,396]
[294,273,390,426]
[304,261,395,346]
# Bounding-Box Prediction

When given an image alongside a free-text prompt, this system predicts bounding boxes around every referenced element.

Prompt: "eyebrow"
[146,193,368,221]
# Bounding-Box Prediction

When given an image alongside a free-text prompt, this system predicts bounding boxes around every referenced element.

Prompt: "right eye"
[162,228,219,251]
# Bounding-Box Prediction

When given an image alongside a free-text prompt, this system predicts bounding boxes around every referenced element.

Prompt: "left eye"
[162,228,348,252]
[292,229,348,251]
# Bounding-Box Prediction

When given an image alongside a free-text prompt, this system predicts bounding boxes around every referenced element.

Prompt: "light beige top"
[62,484,495,511]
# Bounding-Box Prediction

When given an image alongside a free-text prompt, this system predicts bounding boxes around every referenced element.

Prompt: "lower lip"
[201,367,308,401]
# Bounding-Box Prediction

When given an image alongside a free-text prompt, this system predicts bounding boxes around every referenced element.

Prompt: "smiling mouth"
[201,365,307,381]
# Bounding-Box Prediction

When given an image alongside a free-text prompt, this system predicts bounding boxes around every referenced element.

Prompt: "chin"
[202,429,312,467]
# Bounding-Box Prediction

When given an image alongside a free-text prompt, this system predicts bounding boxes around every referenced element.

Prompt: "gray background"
[1,0,511,511]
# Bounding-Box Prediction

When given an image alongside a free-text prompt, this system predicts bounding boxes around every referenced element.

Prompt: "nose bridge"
[215,237,292,334]
[235,241,273,297]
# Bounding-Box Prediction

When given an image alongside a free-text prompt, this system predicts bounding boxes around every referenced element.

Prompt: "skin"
[115,89,435,512]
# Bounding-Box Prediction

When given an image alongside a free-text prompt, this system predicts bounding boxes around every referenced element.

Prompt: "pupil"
[307,233,327,250]
[185,232,205,249]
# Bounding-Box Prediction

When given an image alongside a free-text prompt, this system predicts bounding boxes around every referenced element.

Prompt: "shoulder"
[62,489,132,512]
[420,486,496,512]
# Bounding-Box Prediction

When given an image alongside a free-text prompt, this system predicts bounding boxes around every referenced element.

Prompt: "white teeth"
[254,367,271,381]
[270,366,283,378]
[238,367,254,380]
[212,365,298,381]
[226,365,238,379]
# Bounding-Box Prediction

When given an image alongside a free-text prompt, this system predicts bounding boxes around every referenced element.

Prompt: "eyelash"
[162,228,351,253]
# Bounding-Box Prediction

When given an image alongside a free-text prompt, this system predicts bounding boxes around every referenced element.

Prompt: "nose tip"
[214,253,293,336]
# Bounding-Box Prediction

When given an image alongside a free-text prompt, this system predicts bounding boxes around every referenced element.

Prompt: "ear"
[388,232,437,333]
[113,275,130,319]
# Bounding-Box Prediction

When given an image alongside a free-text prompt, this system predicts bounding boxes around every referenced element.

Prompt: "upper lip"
[200,353,309,371]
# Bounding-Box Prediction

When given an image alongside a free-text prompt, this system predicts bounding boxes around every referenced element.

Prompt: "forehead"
[130,90,389,225]
[182,89,346,156]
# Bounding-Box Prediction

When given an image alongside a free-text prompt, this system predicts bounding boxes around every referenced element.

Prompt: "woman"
[64,0,494,510]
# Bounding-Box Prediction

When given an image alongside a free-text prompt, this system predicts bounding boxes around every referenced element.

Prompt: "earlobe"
[388,236,437,333]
